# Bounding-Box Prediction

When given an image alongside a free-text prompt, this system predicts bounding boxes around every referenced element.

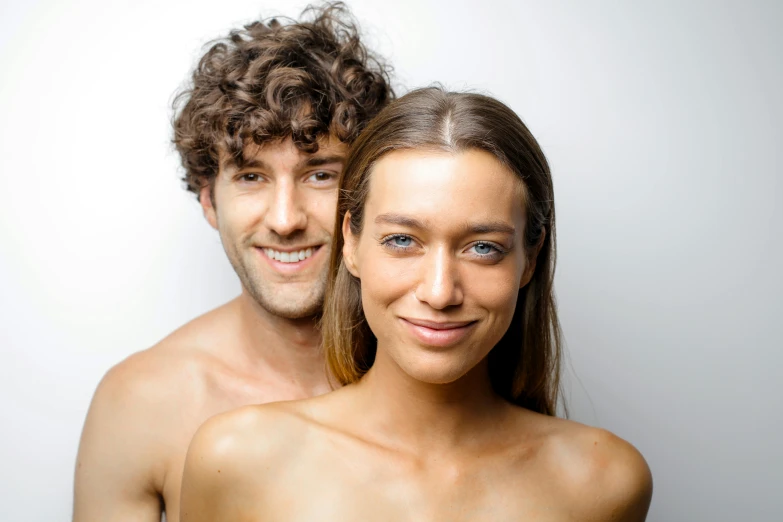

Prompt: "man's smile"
[261,246,318,263]
[256,244,326,273]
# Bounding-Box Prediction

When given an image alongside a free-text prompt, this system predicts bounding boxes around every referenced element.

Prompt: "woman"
[181,87,653,521]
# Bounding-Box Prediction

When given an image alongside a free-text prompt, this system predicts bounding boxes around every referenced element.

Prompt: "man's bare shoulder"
[525,414,653,521]
[75,303,242,519]
[80,299,241,463]
[95,299,239,409]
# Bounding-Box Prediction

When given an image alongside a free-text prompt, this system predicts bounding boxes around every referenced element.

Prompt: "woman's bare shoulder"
[526,414,653,521]
[180,401,322,520]
[184,400,320,485]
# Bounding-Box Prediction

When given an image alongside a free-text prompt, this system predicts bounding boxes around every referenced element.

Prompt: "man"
[73,4,393,521]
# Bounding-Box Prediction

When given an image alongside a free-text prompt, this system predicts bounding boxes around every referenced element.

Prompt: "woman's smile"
[398,317,479,348]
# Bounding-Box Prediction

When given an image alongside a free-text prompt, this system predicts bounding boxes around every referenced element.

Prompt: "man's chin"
[245,287,325,320]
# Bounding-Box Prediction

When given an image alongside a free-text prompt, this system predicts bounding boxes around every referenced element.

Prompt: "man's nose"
[414,247,464,309]
[263,179,307,236]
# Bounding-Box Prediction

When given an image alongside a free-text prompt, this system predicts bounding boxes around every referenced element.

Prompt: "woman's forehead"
[364,149,526,229]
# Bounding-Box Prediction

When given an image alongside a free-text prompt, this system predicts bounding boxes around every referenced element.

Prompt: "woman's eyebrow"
[374,213,426,229]
[459,221,516,235]
[374,214,516,236]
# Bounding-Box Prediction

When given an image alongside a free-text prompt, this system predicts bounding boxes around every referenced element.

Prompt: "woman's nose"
[413,247,463,309]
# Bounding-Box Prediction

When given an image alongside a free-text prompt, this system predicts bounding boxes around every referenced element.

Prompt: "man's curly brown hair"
[172,2,393,199]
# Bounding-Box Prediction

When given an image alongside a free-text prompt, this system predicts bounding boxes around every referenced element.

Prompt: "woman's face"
[343,149,535,385]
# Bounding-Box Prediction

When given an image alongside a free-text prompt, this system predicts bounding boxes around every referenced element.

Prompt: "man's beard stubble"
[229,242,330,320]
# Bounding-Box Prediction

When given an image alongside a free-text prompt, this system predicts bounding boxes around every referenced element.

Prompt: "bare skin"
[181,150,653,521]
[74,138,347,522]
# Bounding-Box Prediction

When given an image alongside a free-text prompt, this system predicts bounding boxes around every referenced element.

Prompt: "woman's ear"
[520,227,546,288]
[342,212,360,278]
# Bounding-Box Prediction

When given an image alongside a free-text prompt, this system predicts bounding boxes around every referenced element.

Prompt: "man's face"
[201,136,347,319]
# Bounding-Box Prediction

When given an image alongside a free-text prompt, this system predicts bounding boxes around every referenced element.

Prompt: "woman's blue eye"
[381,234,415,252]
[473,242,496,255]
[393,236,412,247]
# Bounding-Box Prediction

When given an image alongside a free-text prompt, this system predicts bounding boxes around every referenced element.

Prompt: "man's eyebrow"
[232,158,273,171]
[223,154,344,172]
[301,155,346,168]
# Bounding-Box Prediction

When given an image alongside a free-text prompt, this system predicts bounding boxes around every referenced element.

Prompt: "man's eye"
[309,171,334,182]
[240,173,260,182]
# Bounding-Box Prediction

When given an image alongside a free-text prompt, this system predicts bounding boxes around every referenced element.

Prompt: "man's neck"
[228,291,330,397]
[349,348,509,456]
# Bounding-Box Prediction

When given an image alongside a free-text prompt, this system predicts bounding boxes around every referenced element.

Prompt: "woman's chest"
[258,449,576,522]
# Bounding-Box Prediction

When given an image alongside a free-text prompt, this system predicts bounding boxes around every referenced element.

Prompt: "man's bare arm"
[74,354,167,522]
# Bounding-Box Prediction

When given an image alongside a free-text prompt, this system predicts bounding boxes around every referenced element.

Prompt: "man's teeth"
[264,247,315,263]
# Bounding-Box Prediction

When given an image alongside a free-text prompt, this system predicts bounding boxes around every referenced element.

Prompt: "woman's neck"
[349,348,510,455]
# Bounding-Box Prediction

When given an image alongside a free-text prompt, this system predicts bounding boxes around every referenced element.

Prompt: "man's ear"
[342,212,360,278]
[520,227,546,288]
[199,185,218,230]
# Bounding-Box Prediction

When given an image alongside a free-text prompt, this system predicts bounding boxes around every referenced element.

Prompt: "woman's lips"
[399,317,478,347]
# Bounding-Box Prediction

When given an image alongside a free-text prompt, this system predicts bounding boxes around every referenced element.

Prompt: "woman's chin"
[394,351,483,386]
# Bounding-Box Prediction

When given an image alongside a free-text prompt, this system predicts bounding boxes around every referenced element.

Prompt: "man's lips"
[399,317,478,347]
[258,244,324,253]
[255,244,325,270]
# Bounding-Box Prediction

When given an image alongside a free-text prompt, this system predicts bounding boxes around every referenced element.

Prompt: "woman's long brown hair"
[321,87,564,416]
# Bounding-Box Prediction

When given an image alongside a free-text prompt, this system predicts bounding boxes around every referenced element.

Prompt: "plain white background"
[1,0,781,520]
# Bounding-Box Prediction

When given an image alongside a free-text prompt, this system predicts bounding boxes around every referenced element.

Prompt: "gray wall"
[0,0,780,520]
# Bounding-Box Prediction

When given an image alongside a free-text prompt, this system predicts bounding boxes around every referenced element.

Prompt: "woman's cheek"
[362,256,416,305]
[470,269,521,322]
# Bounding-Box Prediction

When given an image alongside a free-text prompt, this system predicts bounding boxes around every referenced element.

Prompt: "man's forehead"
[220,136,348,171]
